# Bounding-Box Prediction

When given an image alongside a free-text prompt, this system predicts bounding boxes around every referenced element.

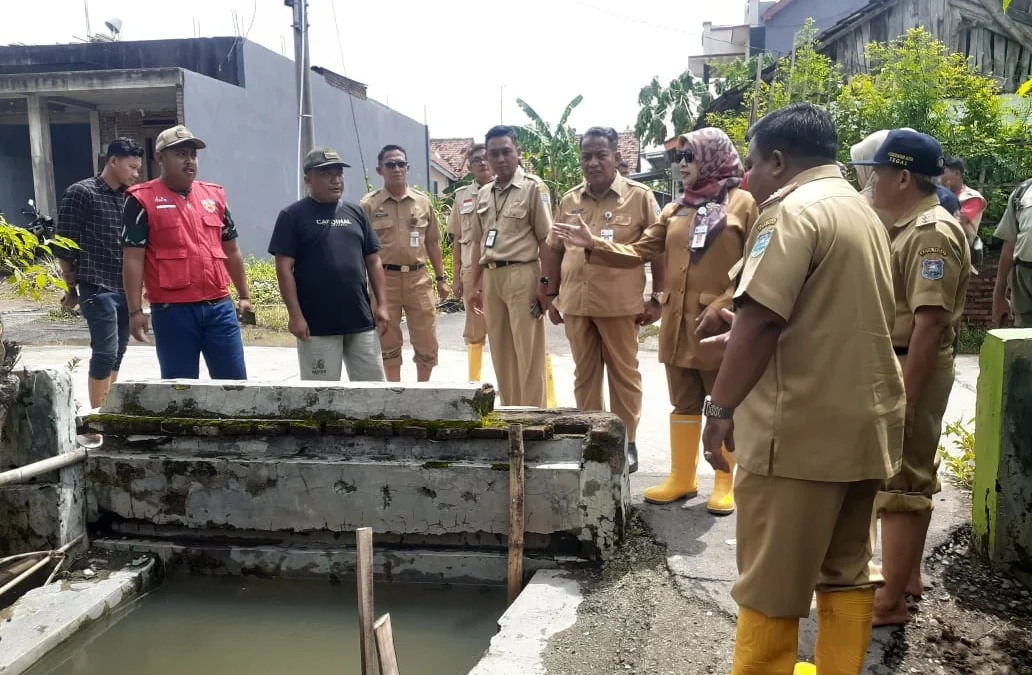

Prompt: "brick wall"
[963,248,999,328]
[98,108,180,182]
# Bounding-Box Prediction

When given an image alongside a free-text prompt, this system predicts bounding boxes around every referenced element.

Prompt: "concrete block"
[100,380,496,422]
[466,569,583,675]
[973,329,1032,577]
[1,369,77,470]
[0,558,159,675]
[0,485,62,555]
[92,538,560,585]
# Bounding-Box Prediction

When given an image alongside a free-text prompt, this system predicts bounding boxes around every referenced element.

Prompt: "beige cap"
[155,125,207,153]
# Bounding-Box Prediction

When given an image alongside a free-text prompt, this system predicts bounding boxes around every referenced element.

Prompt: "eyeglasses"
[675,149,695,164]
[383,161,408,170]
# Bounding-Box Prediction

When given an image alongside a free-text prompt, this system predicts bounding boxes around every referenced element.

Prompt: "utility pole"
[286,0,315,190]
[749,46,764,127]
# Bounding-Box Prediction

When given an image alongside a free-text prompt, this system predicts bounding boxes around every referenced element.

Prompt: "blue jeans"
[150,298,247,380]
[77,282,129,381]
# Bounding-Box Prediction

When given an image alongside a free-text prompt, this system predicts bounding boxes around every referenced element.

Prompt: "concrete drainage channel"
[0,371,627,674]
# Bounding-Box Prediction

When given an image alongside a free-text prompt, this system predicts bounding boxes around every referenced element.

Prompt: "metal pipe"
[0,449,87,488]
[0,534,84,598]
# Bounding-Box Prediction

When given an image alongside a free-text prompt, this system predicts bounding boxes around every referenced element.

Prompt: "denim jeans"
[150,298,247,380]
[77,282,129,381]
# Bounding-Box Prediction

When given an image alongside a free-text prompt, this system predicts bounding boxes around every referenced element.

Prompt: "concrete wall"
[763,0,868,55]
[0,123,92,223]
[182,41,429,256]
[0,125,33,223]
[0,369,85,557]
[973,329,1032,577]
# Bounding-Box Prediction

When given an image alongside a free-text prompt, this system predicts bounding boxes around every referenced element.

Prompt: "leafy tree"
[836,28,1032,231]
[635,72,712,147]
[515,95,584,207]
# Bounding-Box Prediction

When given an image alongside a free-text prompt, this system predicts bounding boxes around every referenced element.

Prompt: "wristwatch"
[435,275,447,282]
[703,396,734,420]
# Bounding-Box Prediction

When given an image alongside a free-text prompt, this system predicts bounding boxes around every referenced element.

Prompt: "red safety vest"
[127,179,231,304]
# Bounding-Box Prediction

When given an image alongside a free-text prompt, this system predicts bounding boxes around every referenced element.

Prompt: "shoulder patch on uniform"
[759,183,799,209]
[918,246,949,258]
[916,211,937,227]
[537,183,549,193]
[921,258,945,280]
[750,230,773,258]
[755,215,778,231]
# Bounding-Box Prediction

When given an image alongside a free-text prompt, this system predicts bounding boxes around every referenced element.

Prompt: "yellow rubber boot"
[545,352,557,408]
[707,445,736,515]
[730,605,800,674]
[793,664,816,675]
[468,343,484,382]
[643,414,700,504]
[815,589,875,675]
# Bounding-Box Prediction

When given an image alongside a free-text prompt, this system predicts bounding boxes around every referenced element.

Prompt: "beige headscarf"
[850,127,918,196]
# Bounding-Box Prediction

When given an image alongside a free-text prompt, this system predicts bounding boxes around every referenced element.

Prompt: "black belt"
[482,260,532,270]
[893,346,908,356]
[383,263,425,272]
[1016,259,1032,269]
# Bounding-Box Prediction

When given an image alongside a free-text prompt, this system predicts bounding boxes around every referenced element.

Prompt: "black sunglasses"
[675,149,695,164]
[383,161,408,170]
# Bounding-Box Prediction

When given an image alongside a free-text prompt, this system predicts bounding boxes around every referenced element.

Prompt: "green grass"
[956,326,988,355]
[939,417,976,489]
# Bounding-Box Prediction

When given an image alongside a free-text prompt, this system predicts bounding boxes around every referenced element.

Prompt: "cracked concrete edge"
[466,569,583,675]
[0,559,159,675]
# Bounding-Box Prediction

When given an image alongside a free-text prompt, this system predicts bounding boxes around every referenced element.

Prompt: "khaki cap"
[155,125,207,153]
[304,147,351,172]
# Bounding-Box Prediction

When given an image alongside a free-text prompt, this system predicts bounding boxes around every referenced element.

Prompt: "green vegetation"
[939,417,977,489]
[0,212,76,300]
[515,95,585,206]
[956,326,988,355]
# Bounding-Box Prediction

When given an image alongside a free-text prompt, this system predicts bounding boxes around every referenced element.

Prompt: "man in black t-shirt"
[268,148,390,381]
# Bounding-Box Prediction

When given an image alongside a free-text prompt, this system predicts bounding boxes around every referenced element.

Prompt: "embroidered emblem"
[917,212,937,226]
[755,216,778,231]
[461,198,475,214]
[921,258,945,280]
[201,199,217,213]
[918,246,949,258]
[750,230,773,258]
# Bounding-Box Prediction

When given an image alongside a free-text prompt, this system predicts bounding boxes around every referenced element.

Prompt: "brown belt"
[1016,259,1032,269]
[482,260,531,270]
[383,263,425,272]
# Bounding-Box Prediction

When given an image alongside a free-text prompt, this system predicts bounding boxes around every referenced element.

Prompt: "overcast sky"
[1,0,747,141]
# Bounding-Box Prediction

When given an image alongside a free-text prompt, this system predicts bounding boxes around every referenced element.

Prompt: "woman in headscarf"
[553,127,758,514]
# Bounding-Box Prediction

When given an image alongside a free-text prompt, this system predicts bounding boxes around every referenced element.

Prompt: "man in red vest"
[121,125,251,380]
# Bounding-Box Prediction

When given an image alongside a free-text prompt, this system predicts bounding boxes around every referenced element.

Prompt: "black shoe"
[627,442,639,474]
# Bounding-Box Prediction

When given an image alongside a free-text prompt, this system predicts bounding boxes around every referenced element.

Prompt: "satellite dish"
[104,17,122,38]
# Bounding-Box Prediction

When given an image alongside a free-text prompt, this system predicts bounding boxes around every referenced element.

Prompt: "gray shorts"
[296,331,385,382]
[1011,264,1032,328]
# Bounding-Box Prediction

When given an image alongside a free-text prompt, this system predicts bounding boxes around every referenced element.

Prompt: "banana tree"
[515,95,584,208]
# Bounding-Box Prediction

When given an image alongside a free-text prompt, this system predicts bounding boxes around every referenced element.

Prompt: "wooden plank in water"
[374,613,401,675]
[507,423,526,605]
[357,527,379,675]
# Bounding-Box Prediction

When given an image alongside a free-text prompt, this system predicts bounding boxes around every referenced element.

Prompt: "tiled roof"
[574,131,641,172]
[430,138,475,179]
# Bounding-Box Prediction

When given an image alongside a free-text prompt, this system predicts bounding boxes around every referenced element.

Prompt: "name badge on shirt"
[600,229,615,242]
[485,229,498,248]
[691,223,709,250]
[409,231,420,248]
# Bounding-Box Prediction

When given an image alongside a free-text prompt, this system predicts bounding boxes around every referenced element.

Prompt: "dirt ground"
[544,515,1032,675]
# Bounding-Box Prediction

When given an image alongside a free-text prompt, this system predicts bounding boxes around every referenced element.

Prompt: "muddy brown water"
[27,574,505,675]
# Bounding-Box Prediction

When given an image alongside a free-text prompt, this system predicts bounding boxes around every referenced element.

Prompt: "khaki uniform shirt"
[888,195,970,365]
[473,167,553,264]
[733,165,904,483]
[447,183,483,277]
[545,175,661,317]
[360,188,439,267]
[589,187,757,369]
[994,179,1032,263]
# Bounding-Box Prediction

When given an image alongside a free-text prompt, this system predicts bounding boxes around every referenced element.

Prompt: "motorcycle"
[19,199,56,243]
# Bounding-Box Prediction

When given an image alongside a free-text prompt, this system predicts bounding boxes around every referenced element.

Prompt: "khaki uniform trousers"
[484,261,546,407]
[733,468,883,618]
[564,314,642,442]
[666,366,717,416]
[376,269,439,368]
[877,357,953,513]
[1011,263,1032,328]
[461,269,487,346]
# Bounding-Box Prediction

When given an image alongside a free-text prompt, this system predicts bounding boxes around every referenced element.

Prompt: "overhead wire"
[329,0,370,189]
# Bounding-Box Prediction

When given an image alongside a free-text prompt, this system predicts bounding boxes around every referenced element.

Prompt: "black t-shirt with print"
[267,197,380,336]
